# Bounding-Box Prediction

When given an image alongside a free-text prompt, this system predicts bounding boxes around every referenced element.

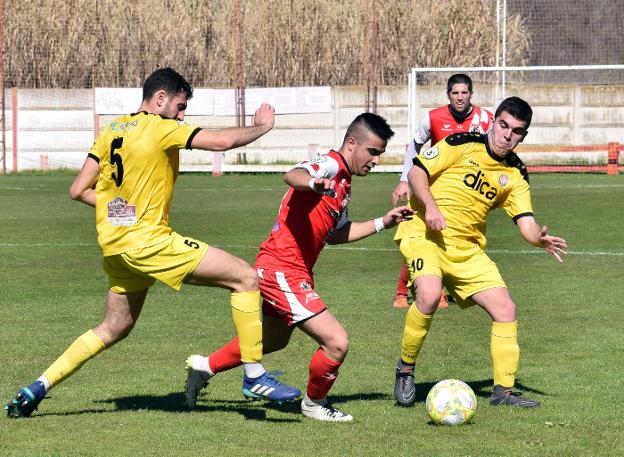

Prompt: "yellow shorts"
[399,236,506,307]
[103,232,209,294]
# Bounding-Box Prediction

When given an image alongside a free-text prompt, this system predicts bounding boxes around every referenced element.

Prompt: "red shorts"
[256,267,327,326]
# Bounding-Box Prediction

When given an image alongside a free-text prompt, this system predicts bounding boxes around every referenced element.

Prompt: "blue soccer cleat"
[5,381,46,418]
[242,372,301,403]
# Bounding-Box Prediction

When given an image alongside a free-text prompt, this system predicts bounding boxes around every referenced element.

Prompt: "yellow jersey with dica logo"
[88,112,201,256]
[395,132,533,251]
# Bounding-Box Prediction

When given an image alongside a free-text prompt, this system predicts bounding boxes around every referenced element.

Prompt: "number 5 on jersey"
[110,137,124,187]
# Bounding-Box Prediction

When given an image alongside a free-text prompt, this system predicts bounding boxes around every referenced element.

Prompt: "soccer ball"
[426,379,477,426]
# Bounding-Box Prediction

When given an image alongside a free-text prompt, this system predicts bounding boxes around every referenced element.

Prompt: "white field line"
[2,182,624,192]
[0,242,621,257]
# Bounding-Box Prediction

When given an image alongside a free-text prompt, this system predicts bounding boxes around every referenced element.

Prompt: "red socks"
[208,337,243,374]
[395,262,410,296]
[307,348,342,400]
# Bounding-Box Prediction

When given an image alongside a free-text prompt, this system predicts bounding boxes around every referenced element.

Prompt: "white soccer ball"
[426,379,477,426]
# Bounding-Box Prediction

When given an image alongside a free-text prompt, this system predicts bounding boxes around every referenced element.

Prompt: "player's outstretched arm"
[327,206,414,245]
[516,216,568,262]
[69,156,100,207]
[191,103,275,151]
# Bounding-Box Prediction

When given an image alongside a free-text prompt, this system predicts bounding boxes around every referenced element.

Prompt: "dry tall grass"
[4,0,529,88]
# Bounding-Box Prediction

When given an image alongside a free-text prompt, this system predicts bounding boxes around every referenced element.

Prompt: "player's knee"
[325,333,349,361]
[234,263,259,292]
[415,287,442,313]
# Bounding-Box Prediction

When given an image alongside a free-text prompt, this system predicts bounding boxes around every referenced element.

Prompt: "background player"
[391,74,492,309]
[5,67,300,418]
[184,113,413,422]
[393,96,567,408]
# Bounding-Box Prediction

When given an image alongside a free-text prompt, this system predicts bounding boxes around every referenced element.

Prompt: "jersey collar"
[333,150,353,176]
[447,104,473,123]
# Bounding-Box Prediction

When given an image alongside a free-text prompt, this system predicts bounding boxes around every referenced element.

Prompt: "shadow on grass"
[32,392,296,422]
[34,391,392,420]
[30,384,545,419]
[413,378,548,404]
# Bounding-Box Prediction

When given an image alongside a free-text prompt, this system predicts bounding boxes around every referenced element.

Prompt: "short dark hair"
[495,96,533,128]
[344,112,395,144]
[142,67,193,101]
[447,74,473,93]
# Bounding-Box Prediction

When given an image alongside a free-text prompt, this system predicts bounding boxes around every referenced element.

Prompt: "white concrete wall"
[3,85,624,172]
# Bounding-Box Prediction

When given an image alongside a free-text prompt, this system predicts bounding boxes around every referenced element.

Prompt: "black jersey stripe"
[512,212,534,223]
[412,156,430,177]
[186,127,202,150]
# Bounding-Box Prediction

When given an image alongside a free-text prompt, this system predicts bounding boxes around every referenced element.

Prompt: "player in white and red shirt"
[185,113,413,422]
[391,74,493,309]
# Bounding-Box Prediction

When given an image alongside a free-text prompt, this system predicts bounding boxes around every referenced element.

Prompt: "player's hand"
[391,181,410,206]
[310,177,336,197]
[538,225,568,262]
[252,103,275,133]
[424,204,447,232]
[381,206,414,228]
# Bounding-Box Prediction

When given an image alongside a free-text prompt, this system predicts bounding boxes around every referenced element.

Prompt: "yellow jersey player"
[5,67,300,418]
[393,96,568,408]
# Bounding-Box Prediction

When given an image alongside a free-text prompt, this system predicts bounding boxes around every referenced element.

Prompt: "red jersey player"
[391,74,493,309]
[184,113,413,421]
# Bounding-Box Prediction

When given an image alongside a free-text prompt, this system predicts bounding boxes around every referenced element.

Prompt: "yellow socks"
[43,329,105,387]
[491,320,519,387]
[231,291,263,363]
[400,304,433,364]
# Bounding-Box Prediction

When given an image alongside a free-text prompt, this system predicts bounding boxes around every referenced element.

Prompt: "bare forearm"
[517,217,543,247]
[192,125,270,151]
[284,168,316,190]
[76,189,96,207]
[327,207,412,245]
[328,221,377,245]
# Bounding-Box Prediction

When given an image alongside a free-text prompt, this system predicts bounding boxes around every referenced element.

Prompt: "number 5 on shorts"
[184,239,200,249]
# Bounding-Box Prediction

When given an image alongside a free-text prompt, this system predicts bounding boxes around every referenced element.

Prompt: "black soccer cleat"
[394,365,416,407]
[489,385,540,408]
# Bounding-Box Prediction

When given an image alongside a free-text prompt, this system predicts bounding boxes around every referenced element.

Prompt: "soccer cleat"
[184,356,212,409]
[392,294,409,309]
[242,372,301,403]
[489,385,541,408]
[394,366,416,407]
[5,381,46,418]
[301,396,353,422]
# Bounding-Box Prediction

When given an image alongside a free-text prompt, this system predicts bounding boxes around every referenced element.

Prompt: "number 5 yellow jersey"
[88,112,200,256]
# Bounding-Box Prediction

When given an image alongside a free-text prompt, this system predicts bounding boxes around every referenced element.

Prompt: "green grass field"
[1,171,623,457]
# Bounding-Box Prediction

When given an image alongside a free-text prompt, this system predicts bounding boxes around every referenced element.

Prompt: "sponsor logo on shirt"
[107,196,137,226]
[110,120,139,132]
[463,170,498,200]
